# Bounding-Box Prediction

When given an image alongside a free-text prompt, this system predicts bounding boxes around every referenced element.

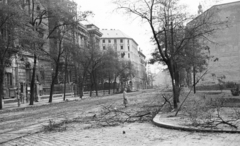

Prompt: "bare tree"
[46,0,92,102]
[114,0,225,108]
[0,1,27,109]
[71,45,91,98]
[118,61,136,91]
[99,47,119,94]
[20,0,48,105]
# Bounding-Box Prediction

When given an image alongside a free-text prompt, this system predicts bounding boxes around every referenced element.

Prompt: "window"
[114,39,116,43]
[108,39,111,43]
[4,73,12,86]
[120,39,123,43]
[128,53,130,58]
[128,39,129,44]
[103,46,106,50]
[121,52,125,58]
[121,45,123,50]
[128,46,130,51]
[103,39,105,43]
[20,84,24,93]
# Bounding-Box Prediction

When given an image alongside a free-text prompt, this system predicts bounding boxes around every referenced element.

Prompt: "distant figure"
[123,88,128,107]
[20,92,24,104]
[231,83,239,96]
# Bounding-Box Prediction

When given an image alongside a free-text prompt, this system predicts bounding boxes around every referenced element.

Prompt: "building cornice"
[100,37,138,46]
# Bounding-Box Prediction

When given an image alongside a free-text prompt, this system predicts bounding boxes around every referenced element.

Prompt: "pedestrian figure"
[123,88,128,107]
[20,92,24,104]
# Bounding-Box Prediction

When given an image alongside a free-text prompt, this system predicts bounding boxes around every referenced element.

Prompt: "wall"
[197,2,240,85]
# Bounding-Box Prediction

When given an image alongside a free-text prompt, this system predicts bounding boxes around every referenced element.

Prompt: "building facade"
[100,29,147,90]
[138,50,147,89]
[1,0,52,99]
[1,0,100,99]
[194,1,240,85]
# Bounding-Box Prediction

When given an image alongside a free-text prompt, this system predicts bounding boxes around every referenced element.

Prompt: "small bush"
[196,82,239,91]
[225,82,237,89]
[196,85,220,91]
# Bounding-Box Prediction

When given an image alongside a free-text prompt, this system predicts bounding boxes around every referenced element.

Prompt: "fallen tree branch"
[162,94,172,108]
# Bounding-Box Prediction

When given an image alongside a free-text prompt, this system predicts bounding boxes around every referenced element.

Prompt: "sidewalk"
[1,90,118,112]
[152,112,240,133]
[1,94,85,112]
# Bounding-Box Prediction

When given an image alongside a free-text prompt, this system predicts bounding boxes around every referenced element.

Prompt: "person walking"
[123,88,128,107]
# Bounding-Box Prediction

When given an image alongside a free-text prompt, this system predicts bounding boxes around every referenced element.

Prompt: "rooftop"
[213,0,240,8]
[101,29,138,45]
[101,29,131,38]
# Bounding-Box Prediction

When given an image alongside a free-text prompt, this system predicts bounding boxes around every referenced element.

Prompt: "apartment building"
[100,29,147,90]
[1,0,99,99]
[190,1,240,85]
[1,0,52,99]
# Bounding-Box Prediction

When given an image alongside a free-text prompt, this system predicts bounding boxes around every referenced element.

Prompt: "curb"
[0,98,82,113]
[152,114,240,133]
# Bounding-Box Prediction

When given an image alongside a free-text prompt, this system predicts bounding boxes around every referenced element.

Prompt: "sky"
[75,0,239,73]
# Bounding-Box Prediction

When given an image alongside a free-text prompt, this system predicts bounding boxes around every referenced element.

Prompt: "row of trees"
[0,0,137,109]
[72,43,136,98]
[0,1,27,109]
[114,0,226,109]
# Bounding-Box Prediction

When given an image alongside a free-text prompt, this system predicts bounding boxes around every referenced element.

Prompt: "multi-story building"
[1,0,95,99]
[138,50,147,89]
[190,1,240,85]
[86,24,102,46]
[100,29,147,90]
[74,23,88,48]
[1,0,52,99]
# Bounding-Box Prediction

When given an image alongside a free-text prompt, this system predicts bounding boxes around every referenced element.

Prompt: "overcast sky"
[75,0,239,72]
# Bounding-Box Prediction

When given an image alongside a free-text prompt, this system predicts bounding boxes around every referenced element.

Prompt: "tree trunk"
[74,65,79,96]
[193,67,196,94]
[103,81,105,95]
[78,74,84,98]
[113,76,117,93]
[49,62,59,103]
[174,68,180,103]
[172,80,178,109]
[108,75,111,94]
[93,72,98,96]
[63,56,68,101]
[0,66,4,109]
[168,60,178,109]
[79,69,87,98]
[79,82,83,98]
[95,83,98,96]
[30,54,37,105]
[90,83,93,97]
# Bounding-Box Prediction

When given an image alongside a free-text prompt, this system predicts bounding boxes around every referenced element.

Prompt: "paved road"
[2,122,240,146]
[1,89,240,146]
[0,91,135,144]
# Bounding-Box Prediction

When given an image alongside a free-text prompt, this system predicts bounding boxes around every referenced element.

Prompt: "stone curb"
[152,114,240,133]
[0,97,82,113]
